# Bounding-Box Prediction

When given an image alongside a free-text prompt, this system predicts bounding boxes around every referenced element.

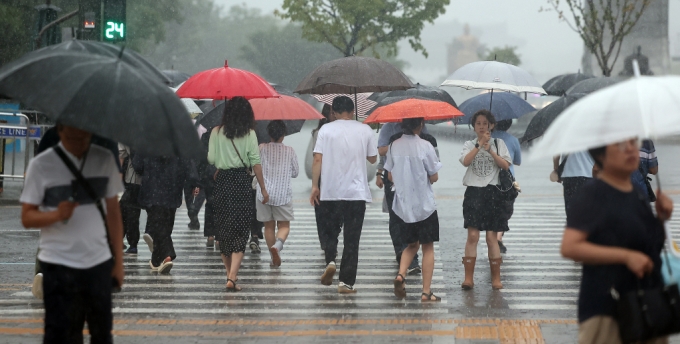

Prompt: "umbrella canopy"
[565,76,627,95]
[0,51,203,158]
[520,93,586,143]
[542,73,593,96]
[176,60,279,100]
[311,93,377,119]
[162,70,192,87]
[196,98,313,138]
[363,97,463,124]
[295,56,414,94]
[530,76,680,160]
[441,61,546,95]
[368,83,457,108]
[33,40,171,84]
[181,98,203,118]
[458,92,536,125]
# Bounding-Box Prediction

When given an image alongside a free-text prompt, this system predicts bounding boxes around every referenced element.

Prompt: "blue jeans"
[383,174,419,264]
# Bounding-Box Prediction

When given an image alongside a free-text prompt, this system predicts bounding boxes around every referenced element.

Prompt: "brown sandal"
[421,292,441,302]
[226,278,242,292]
[393,274,406,299]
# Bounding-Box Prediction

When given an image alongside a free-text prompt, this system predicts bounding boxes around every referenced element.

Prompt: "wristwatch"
[475,143,480,149]
[376,171,383,176]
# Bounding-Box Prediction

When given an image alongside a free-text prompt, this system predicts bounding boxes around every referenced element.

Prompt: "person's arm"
[461,142,479,167]
[367,155,377,164]
[490,139,511,170]
[553,156,560,171]
[207,128,217,165]
[561,228,653,279]
[105,197,124,287]
[513,144,522,167]
[429,173,439,184]
[649,166,658,175]
[424,145,442,184]
[388,171,393,183]
[291,149,299,179]
[378,146,389,157]
[253,164,268,204]
[21,202,77,228]
[366,130,378,164]
[310,153,322,206]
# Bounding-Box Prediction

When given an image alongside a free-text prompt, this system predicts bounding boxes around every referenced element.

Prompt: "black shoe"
[249,237,261,254]
[188,218,200,230]
[499,241,507,254]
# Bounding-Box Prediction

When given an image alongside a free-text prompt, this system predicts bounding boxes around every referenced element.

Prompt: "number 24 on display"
[105,22,124,39]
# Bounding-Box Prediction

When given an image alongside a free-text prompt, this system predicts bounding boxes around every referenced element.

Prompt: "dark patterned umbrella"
[565,76,627,95]
[521,93,586,143]
[368,83,457,108]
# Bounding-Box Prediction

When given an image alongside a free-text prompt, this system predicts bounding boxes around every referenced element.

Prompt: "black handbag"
[494,140,518,200]
[613,253,680,343]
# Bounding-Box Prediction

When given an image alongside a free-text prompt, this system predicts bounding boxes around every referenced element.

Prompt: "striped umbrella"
[311,93,377,119]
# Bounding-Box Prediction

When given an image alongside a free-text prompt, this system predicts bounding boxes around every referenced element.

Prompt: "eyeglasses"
[615,138,641,152]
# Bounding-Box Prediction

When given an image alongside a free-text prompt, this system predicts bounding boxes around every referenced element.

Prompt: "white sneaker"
[31,273,43,300]
[143,233,153,253]
[320,261,336,286]
[338,282,357,294]
[149,260,159,272]
[158,258,173,274]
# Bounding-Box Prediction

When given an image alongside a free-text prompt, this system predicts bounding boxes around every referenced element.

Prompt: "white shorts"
[256,201,295,222]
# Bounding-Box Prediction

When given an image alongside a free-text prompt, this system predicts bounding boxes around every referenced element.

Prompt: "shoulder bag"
[550,155,569,182]
[494,139,518,200]
[231,139,257,189]
[640,167,656,202]
[53,146,121,292]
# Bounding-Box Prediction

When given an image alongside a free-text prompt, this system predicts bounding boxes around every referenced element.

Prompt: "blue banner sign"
[0,126,42,140]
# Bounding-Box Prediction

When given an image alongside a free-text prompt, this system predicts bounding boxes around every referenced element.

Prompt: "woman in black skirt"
[208,97,269,292]
[459,110,512,290]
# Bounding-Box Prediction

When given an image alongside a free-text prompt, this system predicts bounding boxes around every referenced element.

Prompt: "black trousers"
[315,201,342,251]
[562,177,591,213]
[41,259,113,344]
[121,203,142,247]
[382,175,418,262]
[317,200,366,286]
[145,206,177,266]
[183,184,205,220]
[250,190,263,239]
[203,186,216,238]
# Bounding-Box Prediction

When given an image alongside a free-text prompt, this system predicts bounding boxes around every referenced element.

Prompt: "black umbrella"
[368,83,457,108]
[0,50,203,158]
[520,93,587,143]
[565,76,627,96]
[162,70,192,87]
[33,40,171,84]
[196,101,304,143]
[542,73,593,96]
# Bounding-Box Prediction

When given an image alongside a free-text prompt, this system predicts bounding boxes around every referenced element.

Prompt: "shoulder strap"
[557,154,569,178]
[230,138,250,169]
[494,138,498,152]
[53,146,114,258]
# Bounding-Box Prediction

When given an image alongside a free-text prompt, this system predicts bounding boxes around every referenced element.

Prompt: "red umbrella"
[176,60,279,100]
[249,95,324,120]
[363,97,464,124]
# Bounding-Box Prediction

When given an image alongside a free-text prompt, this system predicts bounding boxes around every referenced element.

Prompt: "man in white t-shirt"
[20,124,124,343]
[310,96,378,293]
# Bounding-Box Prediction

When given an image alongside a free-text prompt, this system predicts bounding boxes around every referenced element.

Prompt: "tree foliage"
[276,0,450,58]
[545,0,651,76]
[483,46,521,66]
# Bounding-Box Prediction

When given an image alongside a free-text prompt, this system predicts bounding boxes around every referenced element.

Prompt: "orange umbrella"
[363,97,463,124]
[249,95,325,120]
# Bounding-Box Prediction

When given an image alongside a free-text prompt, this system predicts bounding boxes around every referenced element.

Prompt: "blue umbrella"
[458,92,535,124]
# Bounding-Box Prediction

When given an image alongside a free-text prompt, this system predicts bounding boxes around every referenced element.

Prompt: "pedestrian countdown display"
[103,0,126,42]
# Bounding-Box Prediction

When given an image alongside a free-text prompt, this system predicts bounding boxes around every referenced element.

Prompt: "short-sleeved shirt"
[561,151,594,178]
[459,138,512,187]
[20,143,124,269]
[377,122,429,148]
[257,143,299,206]
[631,140,658,197]
[384,134,442,223]
[491,130,521,176]
[566,179,665,323]
[313,119,378,202]
[208,128,261,170]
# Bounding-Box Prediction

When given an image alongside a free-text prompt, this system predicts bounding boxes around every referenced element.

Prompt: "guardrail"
[0,112,42,181]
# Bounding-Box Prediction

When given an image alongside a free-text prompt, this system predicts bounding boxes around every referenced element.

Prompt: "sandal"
[226,278,242,292]
[393,274,406,299]
[421,292,442,303]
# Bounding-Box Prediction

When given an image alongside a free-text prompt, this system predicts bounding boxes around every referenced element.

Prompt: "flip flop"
[393,274,406,299]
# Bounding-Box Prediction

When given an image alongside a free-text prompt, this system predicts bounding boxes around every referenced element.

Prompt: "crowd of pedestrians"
[18,94,675,343]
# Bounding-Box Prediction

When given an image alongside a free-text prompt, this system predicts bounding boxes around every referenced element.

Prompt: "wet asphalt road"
[2,122,680,343]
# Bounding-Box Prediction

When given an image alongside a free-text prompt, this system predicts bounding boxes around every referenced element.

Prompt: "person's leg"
[263,220,277,249]
[149,207,177,267]
[314,204,326,251]
[321,201,341,265]
[398,242,419,278]
[42,262,86,344]
[485,230,501,259]
[338,201,366,287]
[384,178,402,258]
[221,254,231,277]
[275,221,290,242]
[184,183,195,219]
[227,252,245,288]
[420,242,435,298]
[487,231,503,289]
[82,259,113,344]
[126,206,141,249]
[462,228,480,289]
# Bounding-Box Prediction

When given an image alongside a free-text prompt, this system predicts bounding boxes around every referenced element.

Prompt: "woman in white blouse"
[459,110,512,290]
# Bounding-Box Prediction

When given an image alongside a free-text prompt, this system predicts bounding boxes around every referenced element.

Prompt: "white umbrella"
[529,75,680,160]
[441,61,546,95]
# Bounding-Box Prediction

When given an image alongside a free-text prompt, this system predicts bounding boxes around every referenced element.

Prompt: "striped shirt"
[256,143,299,206]
[631,140,658,197]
